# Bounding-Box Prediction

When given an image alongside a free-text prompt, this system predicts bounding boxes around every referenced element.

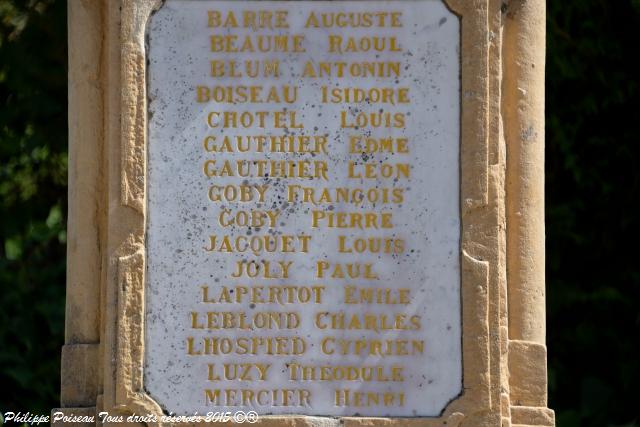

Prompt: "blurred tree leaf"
[0,0,66,414]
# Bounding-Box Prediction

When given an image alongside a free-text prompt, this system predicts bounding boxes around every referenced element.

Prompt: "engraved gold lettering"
[320,337,424,356]
[334,389,405,407]
[304,11,402,28]
[231,260,292,279]
[328,35,402,54]
[340,110,405,128]
[348,161,410,180]
[207,111,303,129]
[343,286,411,305]
[210,34,305,53]
[208,184,268,203]
[302,62,401,79]
[288,363,404,382]
[206,363,271,381]
[208,61,282,79]
[202,134,328,153]
[205,388,311,407]
[314,312,420,332]
[348,135,409,153]
[187,336,306,356]
[315,261,378,279]
[321,86,409,104]
[219,209,280,228]
[207,10,290,30]
[287,185,404,206]
[338,235,405,254]
[311,210,393,229]
[203,159,328,180]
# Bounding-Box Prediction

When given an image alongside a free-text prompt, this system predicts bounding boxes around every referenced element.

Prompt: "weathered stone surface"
[508,340,548,407]
[511,406,555,426]
[60,344,100,407]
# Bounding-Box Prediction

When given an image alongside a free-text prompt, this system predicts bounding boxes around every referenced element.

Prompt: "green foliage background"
[0,1,638,426]
[0,0,67,416]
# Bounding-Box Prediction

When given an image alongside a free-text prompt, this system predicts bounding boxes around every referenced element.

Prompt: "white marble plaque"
[145,0,460,417]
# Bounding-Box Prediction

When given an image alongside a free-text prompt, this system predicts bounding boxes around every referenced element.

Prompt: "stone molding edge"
[108,0,166,425]
[61,0,104,411]
[502,0,553,425]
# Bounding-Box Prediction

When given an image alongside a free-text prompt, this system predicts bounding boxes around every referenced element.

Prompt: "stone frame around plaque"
[60,0,553,425]
[105,0,499,425]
